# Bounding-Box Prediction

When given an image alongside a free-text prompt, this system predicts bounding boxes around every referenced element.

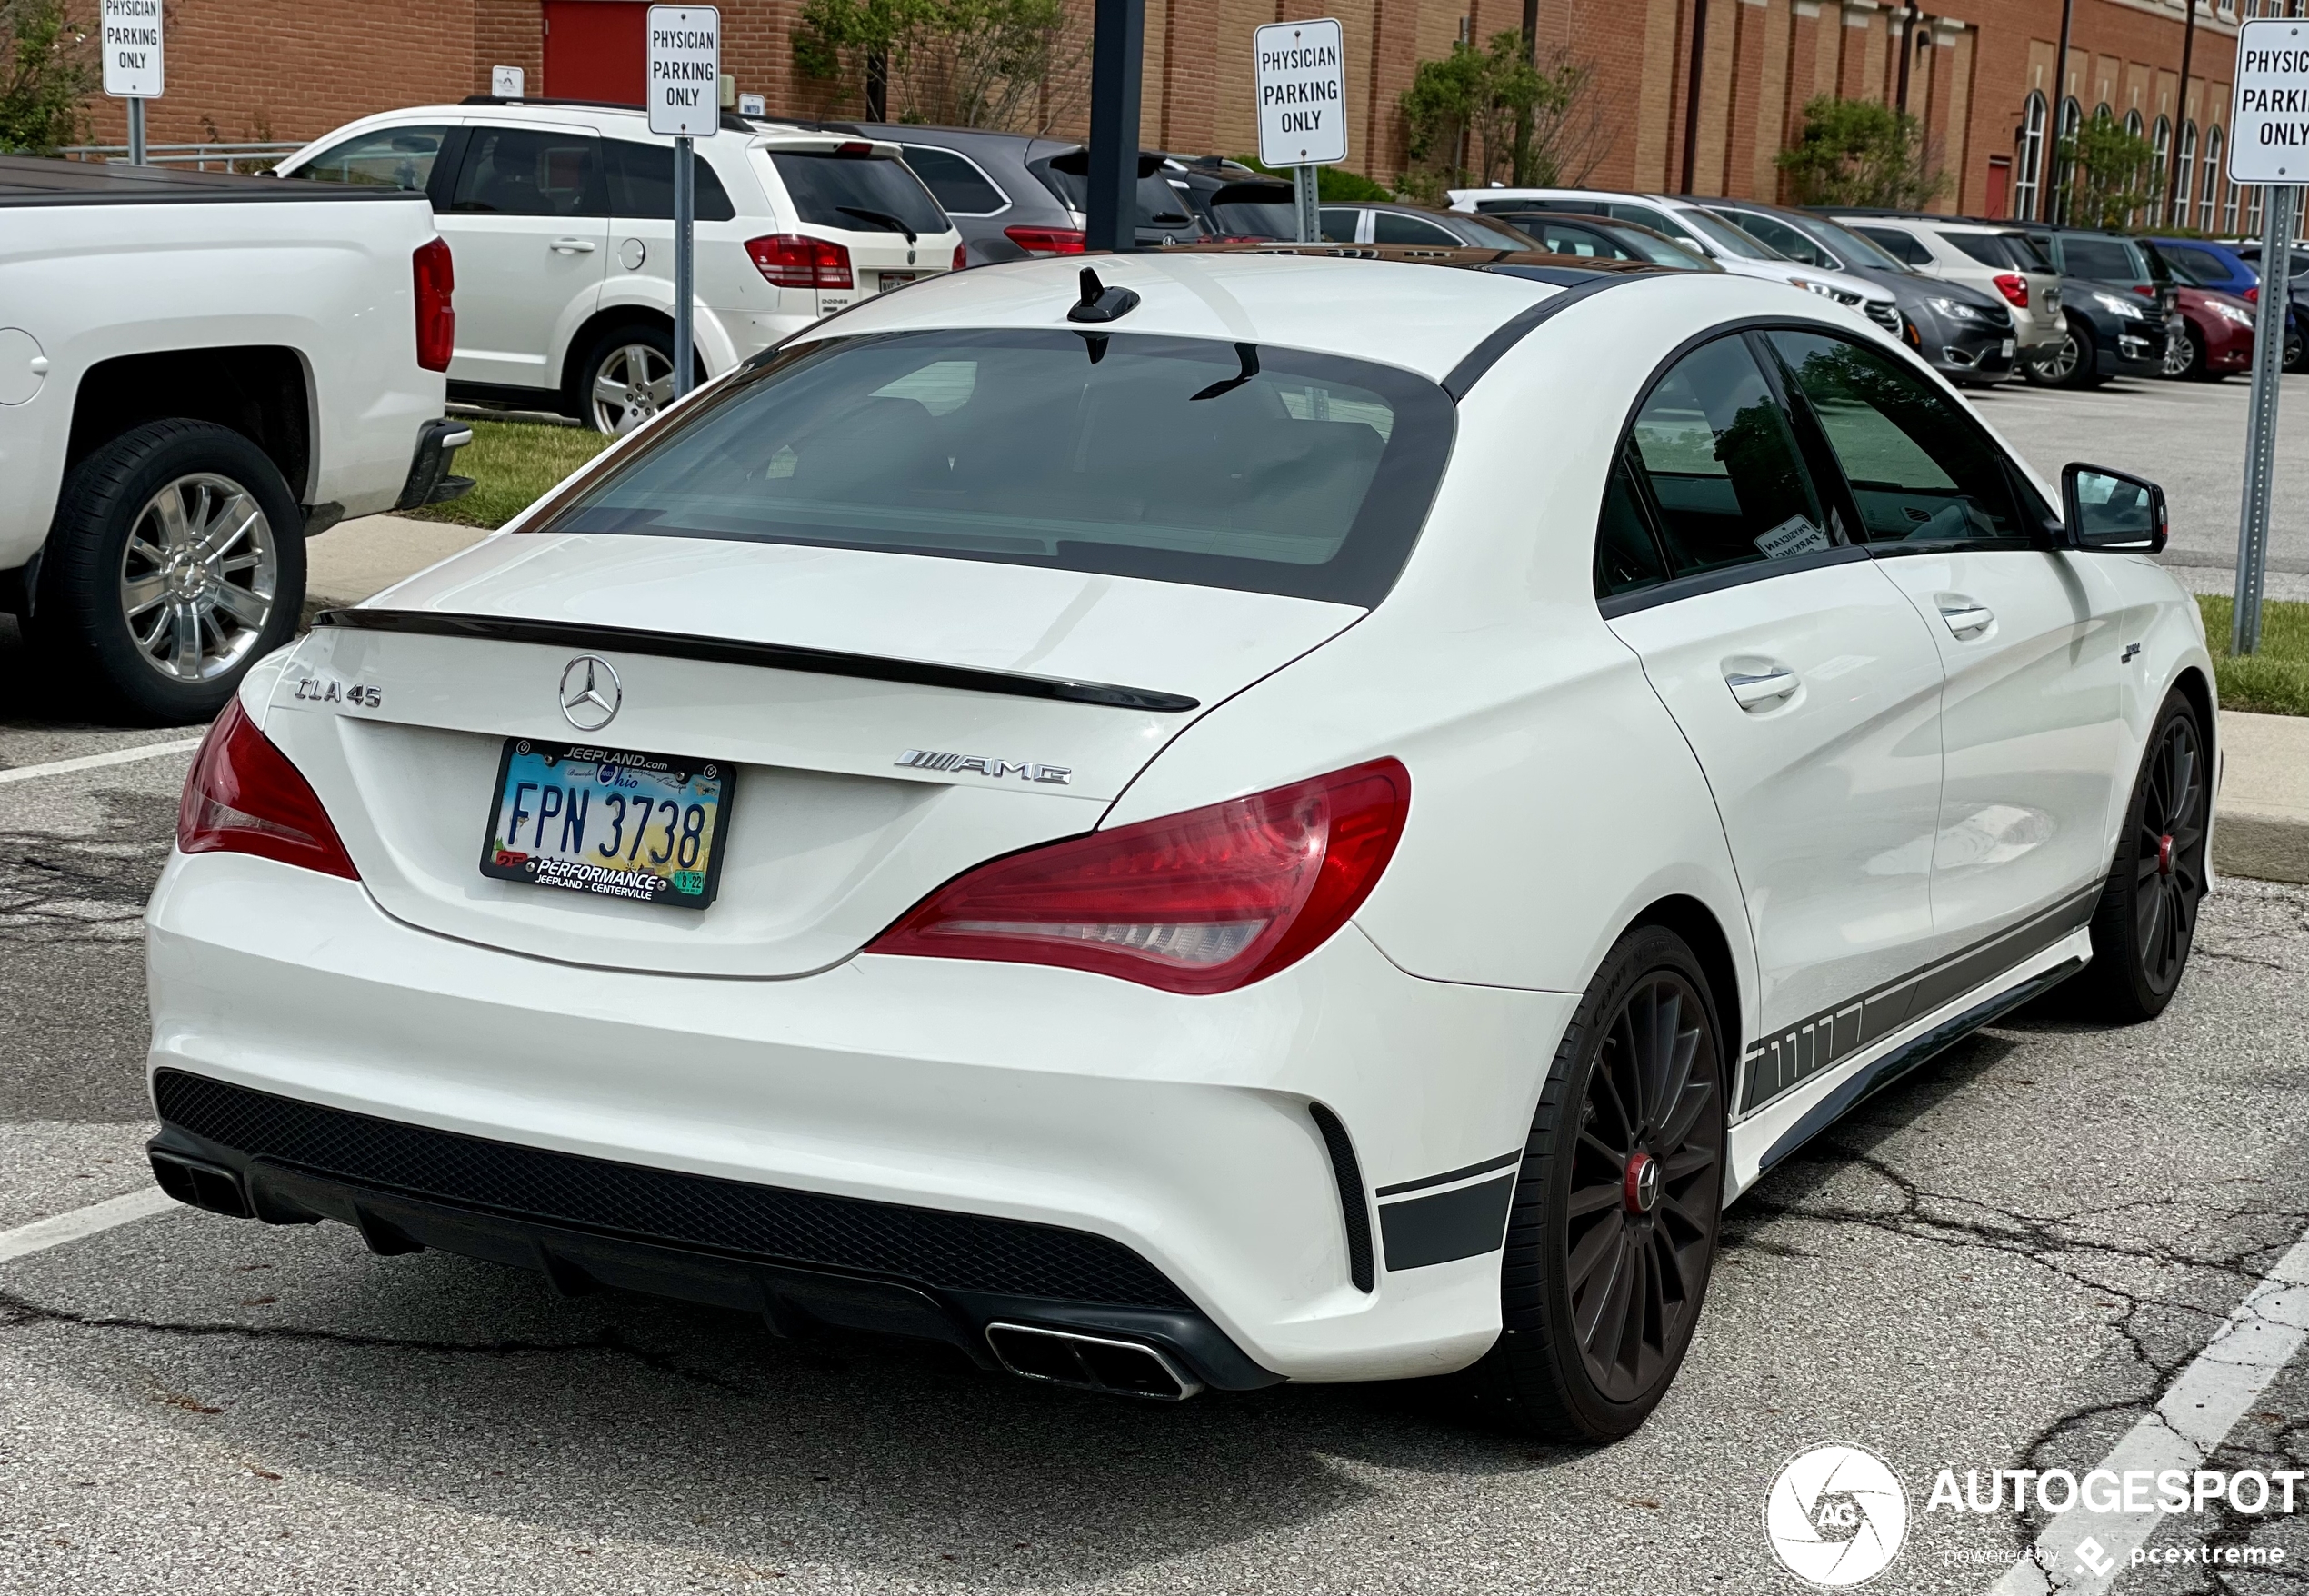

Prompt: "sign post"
[1254,18,1346,244]
[2225,17,2307,655]
[99,0,164,165]
[647,5,719,402]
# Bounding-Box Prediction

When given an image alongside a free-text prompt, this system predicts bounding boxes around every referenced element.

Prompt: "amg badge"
[897,749,1072,784]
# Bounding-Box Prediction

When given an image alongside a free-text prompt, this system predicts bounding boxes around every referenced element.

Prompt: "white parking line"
[0,1187,178,1264]
[0,737,204,785]
[1986,1224,2309,1594]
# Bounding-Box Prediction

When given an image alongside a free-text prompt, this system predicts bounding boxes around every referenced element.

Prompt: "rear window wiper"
[836,205,916,244]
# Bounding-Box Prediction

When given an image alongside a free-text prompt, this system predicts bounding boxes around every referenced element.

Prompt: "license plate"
[480,739,734,910]
[876,271,920,293]
[2001,338,2016,357]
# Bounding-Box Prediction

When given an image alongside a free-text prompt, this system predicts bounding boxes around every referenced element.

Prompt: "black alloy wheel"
[1457,924,1725,1441]
[2072,692,2209,1022]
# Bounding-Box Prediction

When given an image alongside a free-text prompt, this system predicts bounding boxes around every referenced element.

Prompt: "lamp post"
[2041,0,2075,222]
[1085,0,1145,254]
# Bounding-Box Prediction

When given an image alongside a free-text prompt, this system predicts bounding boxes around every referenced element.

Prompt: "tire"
[2065,691,2210,1023]
[30,420,305,725]
[1453,923,1728,1441]
[2285,324,2306,374]
[2168,324,2207,380]
[573,323,698,435]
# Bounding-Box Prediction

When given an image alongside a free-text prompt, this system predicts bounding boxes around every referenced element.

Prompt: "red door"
[1984,157,2012,220]
[543,1,647,105]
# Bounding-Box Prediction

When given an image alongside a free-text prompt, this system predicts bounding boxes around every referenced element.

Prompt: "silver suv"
[1831,217,2064,367]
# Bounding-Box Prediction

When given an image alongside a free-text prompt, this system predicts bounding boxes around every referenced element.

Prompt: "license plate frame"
[479,738,735,911]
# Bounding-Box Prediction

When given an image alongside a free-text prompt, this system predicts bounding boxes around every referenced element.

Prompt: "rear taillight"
[2245,285,2260,303]
[1993,273,2028,309]
[953,240,969,272]
[745,234,854,289]
[2132,284,2154,296]
[1004,224,1086,257]
[413,237,455,373]
[177,700,358,880]
[867,759,1409,994]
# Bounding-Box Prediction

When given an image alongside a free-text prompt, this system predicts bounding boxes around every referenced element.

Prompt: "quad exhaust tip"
[985,1322,1204,1401]
[147,1151,252,1219]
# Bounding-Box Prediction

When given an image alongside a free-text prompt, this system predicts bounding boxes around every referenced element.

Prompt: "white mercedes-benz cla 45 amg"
[145,254,2214,1440]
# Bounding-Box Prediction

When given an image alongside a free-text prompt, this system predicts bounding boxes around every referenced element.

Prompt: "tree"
[792,0,1086,133]
[1397,35,1605,202]
[1775,96,1945,209]
[1,0,93,155]
[2061,113,2159,231]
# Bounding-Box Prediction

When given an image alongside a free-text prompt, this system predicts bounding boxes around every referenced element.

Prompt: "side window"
[1624,335,1830,577]
[2058,235,2139,283]
[1372,211,1461,245]
[1857,226,1934,267]
[285,125,449,193]
[902,145,1005,214]
[451,127,605,217]
[1766,331,2032,543]
[1607,203,1699,247]
[1594,444,1672,597]
[604,140,735,222]
[1318,206,1362,243]
[1728,211,1828,266]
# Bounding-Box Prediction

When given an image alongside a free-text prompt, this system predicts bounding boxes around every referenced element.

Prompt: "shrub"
[1776,96,1945,209]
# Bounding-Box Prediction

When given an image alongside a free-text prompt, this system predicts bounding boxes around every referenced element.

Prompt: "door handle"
[1939,603,1994,639]
[550,237,598,254]
[1725,668,1800,710]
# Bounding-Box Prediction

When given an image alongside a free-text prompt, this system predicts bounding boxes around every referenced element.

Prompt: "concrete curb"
[2217,710,2309,885]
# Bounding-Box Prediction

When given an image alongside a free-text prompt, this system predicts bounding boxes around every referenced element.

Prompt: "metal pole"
[2169,0,2197,228]
[2233,185,2294,657]
[2043,0,2075,223]
[1294,164,1320,244]
[1085,0,1145,254]
[127,97,145,165]
[674,134,695,400]
[1680,0,1708,195]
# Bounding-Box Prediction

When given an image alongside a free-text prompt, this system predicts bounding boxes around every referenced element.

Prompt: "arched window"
[2125,109,2144,137]
[2124,111,2146,225]
[2015,91,2047,221]
[2246,184,2263,235]
[2174,121,2197,225]
[2225,175,2244,234]
[2152,115,2173,224]
[2201,126,2224,231]
[2054,97,2083,223]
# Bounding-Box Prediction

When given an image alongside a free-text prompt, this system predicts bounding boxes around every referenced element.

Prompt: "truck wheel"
[1452,924,1726,1441]
[577,324,680,435]
[32,420,305,725]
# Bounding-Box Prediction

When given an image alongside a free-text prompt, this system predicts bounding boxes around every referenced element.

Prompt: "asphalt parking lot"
[2,375,2306,1595]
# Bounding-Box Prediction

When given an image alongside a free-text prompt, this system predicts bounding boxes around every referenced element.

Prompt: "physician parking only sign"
[100,0,163,98]
[2231,17,2309,184]
[646,5,720,136]
[1254,18,1347,168]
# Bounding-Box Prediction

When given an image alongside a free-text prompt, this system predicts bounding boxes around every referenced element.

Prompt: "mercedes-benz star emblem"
[558,655,621,732]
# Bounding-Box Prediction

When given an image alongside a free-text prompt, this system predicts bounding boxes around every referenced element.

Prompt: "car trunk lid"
[259,533,1361,977]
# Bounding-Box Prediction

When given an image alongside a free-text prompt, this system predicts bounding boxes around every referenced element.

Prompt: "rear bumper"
[145,851,1571,1382]
[391,418,475,511]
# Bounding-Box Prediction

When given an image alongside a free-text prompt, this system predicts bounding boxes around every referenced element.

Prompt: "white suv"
[1449,187,1902,332]
[276,99,963,432]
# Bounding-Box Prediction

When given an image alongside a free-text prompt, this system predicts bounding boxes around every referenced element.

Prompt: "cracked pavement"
[4,619,2309,1590]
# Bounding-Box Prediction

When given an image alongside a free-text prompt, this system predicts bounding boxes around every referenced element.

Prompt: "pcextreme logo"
[1765,1444,1911,1588]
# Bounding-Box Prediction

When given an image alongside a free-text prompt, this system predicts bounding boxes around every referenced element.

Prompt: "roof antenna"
[1067,266,1141,324]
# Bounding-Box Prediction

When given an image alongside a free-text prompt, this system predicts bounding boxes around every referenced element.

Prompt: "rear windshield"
[535,329,1455,606]
[1939,230,2014,268]
[2059,234,2145,284]
[769,151,946,236]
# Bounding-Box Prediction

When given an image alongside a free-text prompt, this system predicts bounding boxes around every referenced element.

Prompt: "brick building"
[84,0,2272,226]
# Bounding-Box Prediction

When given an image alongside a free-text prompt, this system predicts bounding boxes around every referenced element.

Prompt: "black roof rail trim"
[457,95,755,134]
[313,608,1201,713]
[1441,273,1644,399]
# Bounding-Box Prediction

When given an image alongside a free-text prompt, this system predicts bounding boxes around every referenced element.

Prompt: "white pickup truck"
[0,156,471,722]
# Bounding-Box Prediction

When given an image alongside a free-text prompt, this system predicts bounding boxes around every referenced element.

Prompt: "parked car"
[1479,211,1720,271]
[145,254,2208,1443]
[1697,200,2016,386]
[1829,215,2066,372]
[1021,145,1207,249]
[1169,161,1294,240]
[275,99,963,433]
[2166,236,2309,371]
[2163,284,2258,380]
[2229,240,2309,371]
[1314,201,1540,249]
[0,155,468,721]
[2011,226,2173,388]
[1452,187,1903,331]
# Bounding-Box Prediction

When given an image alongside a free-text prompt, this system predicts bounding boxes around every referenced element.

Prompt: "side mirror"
[2061,463,2168,554]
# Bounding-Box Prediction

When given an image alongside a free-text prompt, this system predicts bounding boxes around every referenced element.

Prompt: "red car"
[2163,284,2257,380]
